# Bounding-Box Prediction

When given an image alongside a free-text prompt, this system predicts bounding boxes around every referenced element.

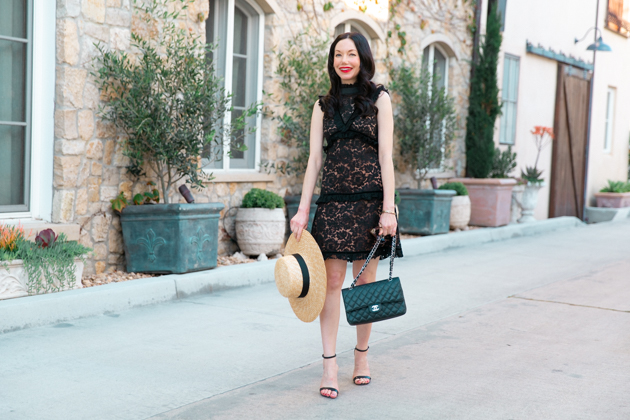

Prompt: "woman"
[289,32,403,399]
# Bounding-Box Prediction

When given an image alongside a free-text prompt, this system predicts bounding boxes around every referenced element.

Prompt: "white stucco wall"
[481,0,630,219]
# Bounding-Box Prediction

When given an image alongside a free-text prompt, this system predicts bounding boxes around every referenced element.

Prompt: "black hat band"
[292,253,310,298]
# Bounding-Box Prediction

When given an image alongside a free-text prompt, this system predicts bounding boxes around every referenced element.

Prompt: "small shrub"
[241,188,285,209]
[490,146,517,178]
[600,180,630,193]
[438,182,468,196]
[394,190,401,206]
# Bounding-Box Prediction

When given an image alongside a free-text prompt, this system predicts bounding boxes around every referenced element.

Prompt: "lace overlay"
[311,84,403,262]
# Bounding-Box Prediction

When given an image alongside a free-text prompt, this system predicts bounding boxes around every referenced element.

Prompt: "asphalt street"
[1,220,629,420]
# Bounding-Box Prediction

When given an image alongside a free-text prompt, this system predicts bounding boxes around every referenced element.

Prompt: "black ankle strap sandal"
[320,354,339,399]
[353,347,371,386]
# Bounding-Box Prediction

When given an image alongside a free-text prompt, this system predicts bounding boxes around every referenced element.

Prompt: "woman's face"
[333,38,361,84]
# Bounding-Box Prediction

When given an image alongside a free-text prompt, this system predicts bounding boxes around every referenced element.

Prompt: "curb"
[0,216,583,334]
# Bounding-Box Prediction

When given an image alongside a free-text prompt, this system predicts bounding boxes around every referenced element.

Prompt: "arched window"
[334,21,373,46]
[422,43,449,92]
[206,0,264,171]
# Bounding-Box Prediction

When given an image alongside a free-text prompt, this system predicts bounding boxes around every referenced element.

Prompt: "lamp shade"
[587,37,612,52]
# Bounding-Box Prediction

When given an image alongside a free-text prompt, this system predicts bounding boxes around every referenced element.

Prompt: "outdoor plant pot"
[0,259,84,300]
[518,183,544,223]
[451,178,517,227]
[594,192,630,208]
[397,189,455,235]
[284,194,319,232]
[120,203,223,274]
[449,195,471,230]
[235,208,286,257]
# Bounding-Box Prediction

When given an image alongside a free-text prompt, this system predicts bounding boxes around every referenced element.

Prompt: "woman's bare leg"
[352,257,380,384]
[319,258,349,398]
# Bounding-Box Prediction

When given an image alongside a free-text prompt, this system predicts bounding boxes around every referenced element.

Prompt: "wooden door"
[549,64,591,218]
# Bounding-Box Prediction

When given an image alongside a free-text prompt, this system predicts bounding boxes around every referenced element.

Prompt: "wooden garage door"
[549,64,591,218]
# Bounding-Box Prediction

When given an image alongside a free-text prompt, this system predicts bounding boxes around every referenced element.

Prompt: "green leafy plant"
[490,146,517,178]
[600,180,630,193]
[93,0,260,203]
[0,225,90,295]
[438,182,469,196]
[267,29,330,179]
[110,192,129,213]
[521,166,544,184]
[394,190,401,206]
[390,63,458,188]
[465,3,502,178]
[241,188,285,209]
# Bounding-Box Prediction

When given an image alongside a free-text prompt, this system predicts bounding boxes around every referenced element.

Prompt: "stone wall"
[53,0,473,275]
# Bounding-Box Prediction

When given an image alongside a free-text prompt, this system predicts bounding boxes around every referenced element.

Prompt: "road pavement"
[1,220,629,420]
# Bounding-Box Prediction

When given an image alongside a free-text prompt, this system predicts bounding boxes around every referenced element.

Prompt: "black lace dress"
[311,83,404,262]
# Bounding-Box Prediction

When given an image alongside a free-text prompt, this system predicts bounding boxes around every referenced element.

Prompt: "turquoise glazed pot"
[120,202,224,274]
[284,194,319,232]
[398,189,456,235]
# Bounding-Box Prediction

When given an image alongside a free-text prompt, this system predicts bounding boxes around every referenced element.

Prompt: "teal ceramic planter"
[120,202,224,274]
[284,194,319,232]
[398,189,455,235]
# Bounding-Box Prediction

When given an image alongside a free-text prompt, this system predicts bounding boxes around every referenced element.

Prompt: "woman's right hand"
[290,209,309,242]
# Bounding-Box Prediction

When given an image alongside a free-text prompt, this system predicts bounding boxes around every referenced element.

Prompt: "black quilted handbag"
[342,235,406,326]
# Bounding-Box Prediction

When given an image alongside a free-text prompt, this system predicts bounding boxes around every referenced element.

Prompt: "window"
[604,87,616,153]
[499,54,520,145]
[206,0,263,171]
[606,0,630,37]
[488,0,508,31]
[0,1,31,213]
[422,44,449,91]
[334,21,373,46]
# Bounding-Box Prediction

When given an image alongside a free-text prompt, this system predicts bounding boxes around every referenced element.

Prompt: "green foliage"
[394,190,401,205]
[0,232,90,296]
[93,0,259,203]
[267,30,330,178]
[241,188,285,209]
[521,166,544,184]
[390,63,458,188]
[600,180,630,193]
[490,146,517,178]
[465,3,503,178]
[110,192,129,213]
[439,182,469,196]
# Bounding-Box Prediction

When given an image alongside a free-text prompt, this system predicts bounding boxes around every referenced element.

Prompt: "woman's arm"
[289,101,325,241]
[376,91,398,237]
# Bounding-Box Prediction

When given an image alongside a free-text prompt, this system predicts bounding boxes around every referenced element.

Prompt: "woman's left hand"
[378,212,397,237]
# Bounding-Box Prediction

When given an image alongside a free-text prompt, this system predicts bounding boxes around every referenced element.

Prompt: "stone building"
[0,0,474,274]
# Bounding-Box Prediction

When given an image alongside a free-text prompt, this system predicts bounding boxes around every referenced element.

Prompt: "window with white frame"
[206,0,263,171]
[604,87,615,153]
[499,54,519,145]
[0,0,31,213]
[422,43,450,171]
[422,44,449,92]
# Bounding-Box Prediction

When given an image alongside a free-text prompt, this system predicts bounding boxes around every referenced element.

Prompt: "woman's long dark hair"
[320,32,380,118]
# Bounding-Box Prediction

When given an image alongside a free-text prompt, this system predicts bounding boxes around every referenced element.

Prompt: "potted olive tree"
[235,189,286,257]
[390,63,457,235]
[452,4,516,227]
[268,30,330,231]
[94,0,258,274]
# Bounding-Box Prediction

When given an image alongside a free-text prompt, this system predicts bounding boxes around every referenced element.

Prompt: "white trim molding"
[419,33,460,60]
[330,11,386,42]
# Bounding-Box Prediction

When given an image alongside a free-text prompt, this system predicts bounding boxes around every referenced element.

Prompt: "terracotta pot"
[594,192,630,208]
[235,208,286,257]
[450,178,517,227]
[449,195,471,229]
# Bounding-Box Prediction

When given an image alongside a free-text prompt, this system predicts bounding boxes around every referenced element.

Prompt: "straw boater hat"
[274,230,327,323]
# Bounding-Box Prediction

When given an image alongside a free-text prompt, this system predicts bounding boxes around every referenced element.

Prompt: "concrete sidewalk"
[0,216,582,333]
[0,219,628,419]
